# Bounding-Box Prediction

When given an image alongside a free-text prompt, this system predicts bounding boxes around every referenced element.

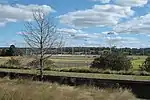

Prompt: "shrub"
[140,56,150,72]
[5,57,21,66]
[0,49,6,56]
[90,53,132,71]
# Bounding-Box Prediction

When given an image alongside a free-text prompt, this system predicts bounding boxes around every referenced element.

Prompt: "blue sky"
[0,0,150,48]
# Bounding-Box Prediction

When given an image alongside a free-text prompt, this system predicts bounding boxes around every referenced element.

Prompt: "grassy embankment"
[0,78,136,100]
[0,68,150,81]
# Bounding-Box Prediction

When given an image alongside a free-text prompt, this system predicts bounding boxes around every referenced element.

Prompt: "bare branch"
[23,9,63,80]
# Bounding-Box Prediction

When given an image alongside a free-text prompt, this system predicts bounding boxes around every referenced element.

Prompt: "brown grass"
[0,56,93,68]
[0,78,136,100]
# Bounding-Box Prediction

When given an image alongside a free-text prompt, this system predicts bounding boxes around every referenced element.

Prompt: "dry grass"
[0,78,136,100]
[0,56,35,67]
[0,56,93,68]
[0,57,10,65]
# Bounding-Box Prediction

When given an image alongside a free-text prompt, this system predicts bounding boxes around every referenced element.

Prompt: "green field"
[130,56,147,70]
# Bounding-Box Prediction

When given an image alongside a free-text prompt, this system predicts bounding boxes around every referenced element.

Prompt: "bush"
[5,57,21,66]
[140,56,150,72]
[90,53,132,71]
[0,49,6,56]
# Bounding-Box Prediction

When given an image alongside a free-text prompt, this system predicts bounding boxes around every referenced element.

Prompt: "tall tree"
[23,9,63,80]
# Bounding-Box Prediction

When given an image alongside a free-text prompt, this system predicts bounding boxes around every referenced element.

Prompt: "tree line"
[0,45,22,56]
[0,46,150,56]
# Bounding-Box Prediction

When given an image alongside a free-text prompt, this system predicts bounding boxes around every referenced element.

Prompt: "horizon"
[0,45,149,49]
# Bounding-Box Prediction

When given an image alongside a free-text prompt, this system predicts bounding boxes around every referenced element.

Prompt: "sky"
[0,0,150,48]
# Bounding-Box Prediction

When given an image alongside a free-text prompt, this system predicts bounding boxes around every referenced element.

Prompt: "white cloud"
[104,36,139,46]
[0,22,6,27]
[58,4,134,29]
[58,27,141,47]
[17,31,31,35]
[72,33,99,39]
[92,0,111,3]
[58,28,102,39]
[0,4,54,26]
[58,28,84,35]
[113,13,150,34]
[72,35,140,47]
[58,28,141,47]
[83,40,101,47]
[115,0,148,7]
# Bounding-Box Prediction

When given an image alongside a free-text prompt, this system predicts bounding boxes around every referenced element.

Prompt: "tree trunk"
[40,58,43,81]
[40,36,44,81]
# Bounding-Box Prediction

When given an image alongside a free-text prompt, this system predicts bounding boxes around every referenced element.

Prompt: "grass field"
[51,55,147,70]
[0,55,142,100]
[0,55,147,70]
[131,56,147,70]
[0,55,94,68]
[51,55,94,67]
[52,55,147,70]
[0,78,136,100]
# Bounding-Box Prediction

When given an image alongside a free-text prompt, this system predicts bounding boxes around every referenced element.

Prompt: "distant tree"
[140,56,150,72]
[0,45,22,56]
[5,49,11,56]
[5,45,19,56]
[9,45,16,56]
[90,53,132,71]
[0,49,6,56]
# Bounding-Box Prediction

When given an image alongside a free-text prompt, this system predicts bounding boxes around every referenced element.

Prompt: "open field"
[0,78,136,100]
[51,55,94,67]
[0,55,94,68]
[49,55,147,69]
[129,56,147,70]
[0,55,147,70]
[52,55,147,70]
[0,55,148,99]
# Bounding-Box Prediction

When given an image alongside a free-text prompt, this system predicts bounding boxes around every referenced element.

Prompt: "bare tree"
[23,9,63,81]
